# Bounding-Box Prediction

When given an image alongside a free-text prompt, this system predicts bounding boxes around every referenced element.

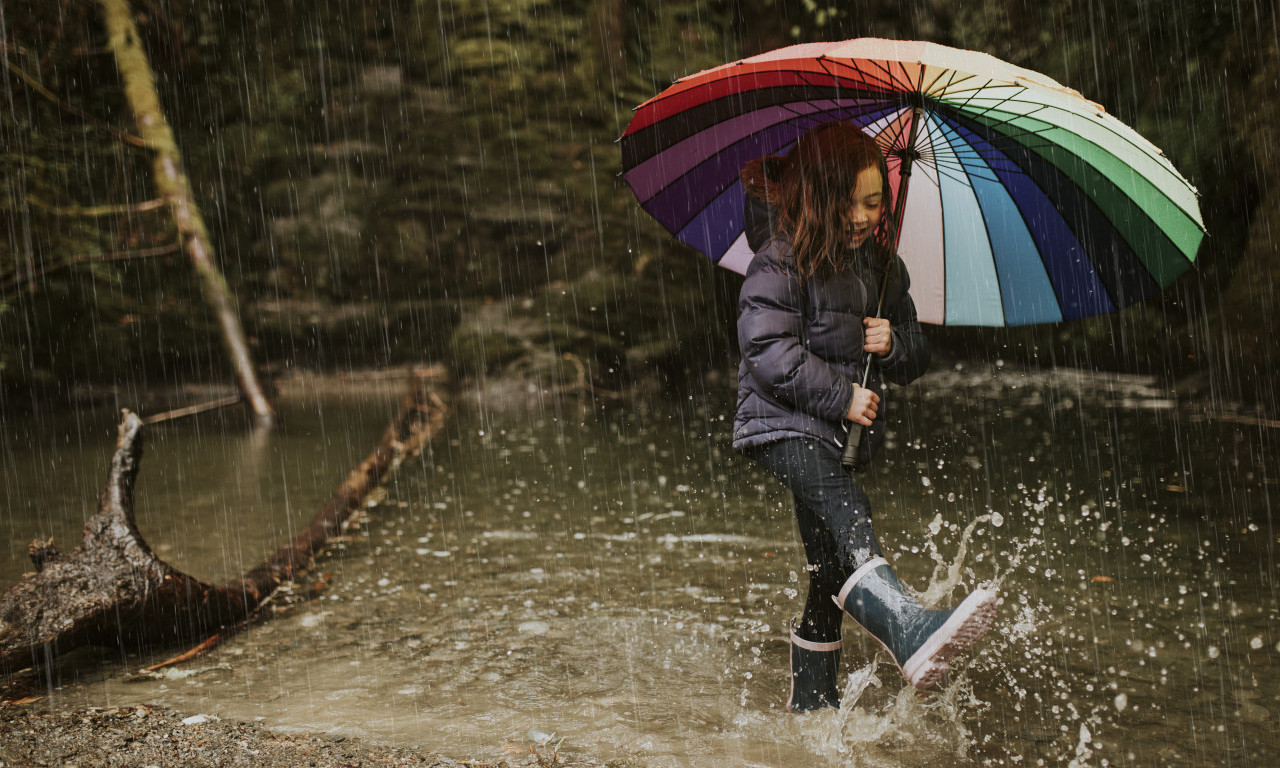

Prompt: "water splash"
[823,490,1114,767]
[915,513,993,607]
[796,658,979,765]
[817,516,992,763]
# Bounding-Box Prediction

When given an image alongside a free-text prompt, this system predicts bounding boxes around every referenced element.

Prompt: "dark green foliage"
[2,0,1277,401]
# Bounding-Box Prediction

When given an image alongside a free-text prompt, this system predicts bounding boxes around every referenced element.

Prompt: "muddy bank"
[0,704,622,768]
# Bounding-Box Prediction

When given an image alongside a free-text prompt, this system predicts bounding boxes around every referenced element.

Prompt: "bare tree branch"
[1,54,148,148]
[26,195,166,217]
[0,242,181,300]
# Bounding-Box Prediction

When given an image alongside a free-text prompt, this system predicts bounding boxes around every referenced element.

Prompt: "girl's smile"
[845,165,885,247]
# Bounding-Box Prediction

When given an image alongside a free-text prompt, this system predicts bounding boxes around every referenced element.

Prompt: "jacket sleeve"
[877,257,931,385]
[737,263,854,424]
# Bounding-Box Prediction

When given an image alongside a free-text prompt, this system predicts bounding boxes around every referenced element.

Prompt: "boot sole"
[899,588,997,690]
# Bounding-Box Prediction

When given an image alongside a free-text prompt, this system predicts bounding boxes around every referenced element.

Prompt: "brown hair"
[741,121,895,279]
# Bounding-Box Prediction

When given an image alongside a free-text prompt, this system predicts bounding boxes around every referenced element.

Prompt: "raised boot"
[787,618,842,712]
[833,556,996,690]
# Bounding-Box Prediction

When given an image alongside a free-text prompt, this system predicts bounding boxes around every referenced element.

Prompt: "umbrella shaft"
[859,262,893,390]
[856,106,923,414]
[892,105,924,252]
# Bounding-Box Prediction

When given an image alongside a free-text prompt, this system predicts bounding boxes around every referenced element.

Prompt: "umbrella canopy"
[620,38,1206,326]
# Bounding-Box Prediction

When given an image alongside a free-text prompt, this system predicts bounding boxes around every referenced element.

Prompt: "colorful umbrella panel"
[621,39,1205,326]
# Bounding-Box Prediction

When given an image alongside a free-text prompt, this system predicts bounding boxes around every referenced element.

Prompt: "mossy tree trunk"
[96,0,275,427]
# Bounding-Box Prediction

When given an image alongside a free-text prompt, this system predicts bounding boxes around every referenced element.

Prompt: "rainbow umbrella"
[620,38,1205,326]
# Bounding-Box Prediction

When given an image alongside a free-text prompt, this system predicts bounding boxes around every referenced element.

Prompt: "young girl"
[733,121,996,711]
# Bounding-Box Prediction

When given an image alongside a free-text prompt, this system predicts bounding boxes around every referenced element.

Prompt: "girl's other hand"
[846,384,880,426]
[863,317,894,357]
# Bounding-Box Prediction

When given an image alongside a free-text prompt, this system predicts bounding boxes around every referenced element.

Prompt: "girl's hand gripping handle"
[841,384,879,472]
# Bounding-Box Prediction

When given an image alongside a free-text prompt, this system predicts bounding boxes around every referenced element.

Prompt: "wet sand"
[0,703,619,768]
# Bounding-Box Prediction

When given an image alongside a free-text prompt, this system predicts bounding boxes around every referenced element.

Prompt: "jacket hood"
[743,194,777,254]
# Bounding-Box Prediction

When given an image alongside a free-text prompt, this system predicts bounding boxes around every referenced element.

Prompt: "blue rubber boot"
[786,618,842,712]
[833,557,996,690]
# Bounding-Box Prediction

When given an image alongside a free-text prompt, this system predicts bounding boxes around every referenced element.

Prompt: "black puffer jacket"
[732,197,931,461]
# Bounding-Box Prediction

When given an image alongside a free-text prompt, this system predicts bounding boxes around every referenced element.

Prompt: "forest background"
[3,0,1278,410]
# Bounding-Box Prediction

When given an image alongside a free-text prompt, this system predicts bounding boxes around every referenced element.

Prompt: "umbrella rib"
[946,109,1182,308]
[947,92,1194,196]
[934,79,1021,102]
[877,59,913,93]
[632,75,1178,197]
[842,60,917,152]
[928,113,1011,324]
[947,108,1081,157]
[818,56,903,100]
[923,69,982,100]
[931,157,989,186]
[925,130,1004,181]
[940,87,1108,146]
[932,111,1076,320]
[815,56,917,158]
[949,101,1203,224]
[967,106,1187,235]
[935,75,1012,124]
[886,99,980,183]
[931,115,952,325]
[884,106,916,157]
[814,56,898,95]
[902,58,927,94]
[821,99,907,126]
[966,105,1180,316]
[946,91,1058,140]
[822,59,923,199]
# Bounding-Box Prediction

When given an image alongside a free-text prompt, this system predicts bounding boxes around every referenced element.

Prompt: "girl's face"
[845,165,885,248]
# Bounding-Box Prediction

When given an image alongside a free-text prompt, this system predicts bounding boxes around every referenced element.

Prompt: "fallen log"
[0,369,450,675]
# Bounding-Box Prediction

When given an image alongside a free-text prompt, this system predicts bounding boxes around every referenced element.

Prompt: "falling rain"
[2,2,1277,767]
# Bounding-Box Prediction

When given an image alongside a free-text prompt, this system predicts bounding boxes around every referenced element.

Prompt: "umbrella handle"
[840,347,875,473]
[840,422,865,472]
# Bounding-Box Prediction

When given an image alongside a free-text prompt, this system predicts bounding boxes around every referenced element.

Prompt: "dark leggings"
[744,437,882,644]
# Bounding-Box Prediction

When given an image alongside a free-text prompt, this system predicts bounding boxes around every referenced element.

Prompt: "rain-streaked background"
[2,2,1277,766]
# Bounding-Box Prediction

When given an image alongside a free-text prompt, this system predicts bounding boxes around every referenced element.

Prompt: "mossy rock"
[249,299,461,371]
[449,39,527,73]
[0,280,223,390]
[213,122,309,186]
[540,272,663,342]
[448,325,526,377]
[438,0,555,30]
